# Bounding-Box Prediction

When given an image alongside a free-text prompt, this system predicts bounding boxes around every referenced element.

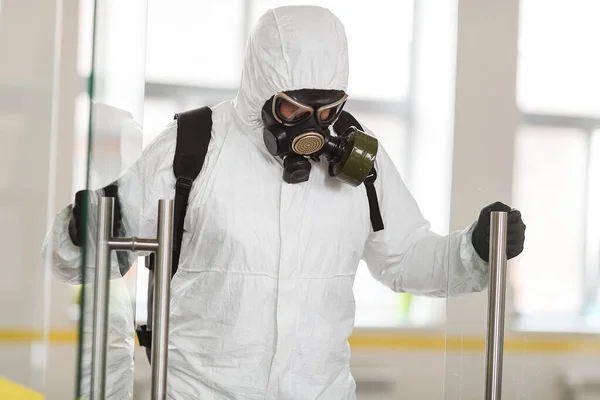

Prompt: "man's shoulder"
[139,100,235,166]
[142,121,178,160]
[174,100,234,138]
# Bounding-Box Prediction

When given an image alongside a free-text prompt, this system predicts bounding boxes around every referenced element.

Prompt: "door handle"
[90,197,174,400]
[484,211,509,400]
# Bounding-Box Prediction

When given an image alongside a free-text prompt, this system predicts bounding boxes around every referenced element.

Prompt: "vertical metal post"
[90,197,114,400]
[88,198,173,399]
[151,199,174,400]
[484,211,509,400]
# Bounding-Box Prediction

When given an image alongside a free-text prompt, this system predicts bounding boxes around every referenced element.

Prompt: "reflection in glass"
[76,0,148,398]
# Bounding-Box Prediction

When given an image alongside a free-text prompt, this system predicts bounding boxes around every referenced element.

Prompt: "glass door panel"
[444,1,600,399]
[76,0,148,398]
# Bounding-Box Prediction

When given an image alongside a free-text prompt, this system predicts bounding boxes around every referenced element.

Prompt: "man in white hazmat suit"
[43,5,526,399]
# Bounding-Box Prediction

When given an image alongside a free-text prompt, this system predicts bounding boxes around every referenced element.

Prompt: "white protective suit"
[43,5,489,399]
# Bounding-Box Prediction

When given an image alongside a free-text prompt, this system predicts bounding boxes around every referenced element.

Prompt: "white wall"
[0,0,80,398]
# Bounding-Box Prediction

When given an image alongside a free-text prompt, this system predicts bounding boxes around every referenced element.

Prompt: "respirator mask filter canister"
[261,89,378,186]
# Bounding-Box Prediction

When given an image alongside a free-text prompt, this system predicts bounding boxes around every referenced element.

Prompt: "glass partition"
[444,1,600,399]
[75,0,148,398]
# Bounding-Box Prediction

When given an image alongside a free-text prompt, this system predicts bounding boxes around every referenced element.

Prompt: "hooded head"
[233,6,349,133]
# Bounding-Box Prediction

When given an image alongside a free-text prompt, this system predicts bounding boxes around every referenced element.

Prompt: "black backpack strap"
[333,111,384,232]
[363,169,384,232]
[136,106,213,360]
[172,106,213,274]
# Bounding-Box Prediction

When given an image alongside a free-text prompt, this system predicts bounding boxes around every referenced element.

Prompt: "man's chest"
[181,153,371,276]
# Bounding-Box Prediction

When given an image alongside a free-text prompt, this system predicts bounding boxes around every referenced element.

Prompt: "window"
[250,0,413,101]
[512,127,587,314]
[513,0,600,324]
[588,131,600,317]
[140,0,419,327]
[517,0,600,116]
[145,0,245,88]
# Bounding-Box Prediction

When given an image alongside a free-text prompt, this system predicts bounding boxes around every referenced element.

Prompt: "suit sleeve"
[41,121,178,284]
[362,143,489,297]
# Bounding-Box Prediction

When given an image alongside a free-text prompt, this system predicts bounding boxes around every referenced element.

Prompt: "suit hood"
[233,5,349,135]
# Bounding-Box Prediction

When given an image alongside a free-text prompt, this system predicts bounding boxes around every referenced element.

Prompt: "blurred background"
[1,0,600,398]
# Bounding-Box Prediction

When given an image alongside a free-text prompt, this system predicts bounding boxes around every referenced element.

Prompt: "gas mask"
[261,89,379,186]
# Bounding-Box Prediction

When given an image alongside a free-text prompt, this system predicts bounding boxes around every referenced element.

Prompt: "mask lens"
[317,99,347,125]
[274,96,312,125]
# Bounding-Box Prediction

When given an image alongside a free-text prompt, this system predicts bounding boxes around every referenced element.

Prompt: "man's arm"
[361,144,489,297]
[41,121,178,284]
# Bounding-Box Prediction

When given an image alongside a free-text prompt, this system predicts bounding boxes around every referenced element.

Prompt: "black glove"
[471,201,526,262]
[68,184,122,247]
